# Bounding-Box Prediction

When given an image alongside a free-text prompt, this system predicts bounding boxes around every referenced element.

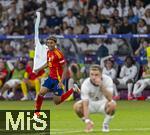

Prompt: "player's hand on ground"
[84,120,94,133]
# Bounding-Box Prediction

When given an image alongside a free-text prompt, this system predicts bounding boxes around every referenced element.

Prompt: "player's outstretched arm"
[35,11,40,45]
[82,100,89,119]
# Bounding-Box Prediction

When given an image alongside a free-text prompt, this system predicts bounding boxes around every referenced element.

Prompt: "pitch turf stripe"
[50,128,150,134]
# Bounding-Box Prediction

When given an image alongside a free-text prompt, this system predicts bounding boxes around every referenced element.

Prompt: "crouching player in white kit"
[73,64,116,133]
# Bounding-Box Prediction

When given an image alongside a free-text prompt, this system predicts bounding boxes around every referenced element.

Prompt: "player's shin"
[34,94,44,116]
[102,114,113,132]
[60,88,74,102]
[128,83,133,97]
[103,114,114,125]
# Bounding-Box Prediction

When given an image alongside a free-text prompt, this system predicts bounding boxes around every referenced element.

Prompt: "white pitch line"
[50,128,150,134]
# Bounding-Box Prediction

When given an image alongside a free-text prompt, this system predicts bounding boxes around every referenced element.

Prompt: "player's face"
[106,60,113,69]
[126,58,132,67]
[89,70,102,86]
[46,39,56,50]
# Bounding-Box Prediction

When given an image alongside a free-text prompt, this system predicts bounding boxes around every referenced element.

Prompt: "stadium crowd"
[0,0,150,100]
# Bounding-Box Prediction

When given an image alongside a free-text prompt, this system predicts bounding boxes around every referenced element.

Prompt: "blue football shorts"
[42,76,64,96]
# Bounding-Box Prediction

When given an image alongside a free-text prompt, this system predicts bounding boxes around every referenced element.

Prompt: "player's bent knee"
[73,102,80,110]
[73,101,83,112]
[73,101,83,117]
[106,101,117,115]
[39,87,48,96]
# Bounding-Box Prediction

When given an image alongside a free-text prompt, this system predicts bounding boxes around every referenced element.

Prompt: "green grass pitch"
[0,100,150,135]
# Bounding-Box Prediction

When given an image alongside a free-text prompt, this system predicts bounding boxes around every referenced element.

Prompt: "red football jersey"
[0,68,8,82]
[47,48,66,79]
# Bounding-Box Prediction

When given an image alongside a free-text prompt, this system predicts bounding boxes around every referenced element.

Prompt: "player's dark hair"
[47,36,57,43]
[125,55,135,64]
[90,64,102,73]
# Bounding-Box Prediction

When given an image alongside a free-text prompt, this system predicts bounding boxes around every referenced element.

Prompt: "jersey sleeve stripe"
[54,49,62,59]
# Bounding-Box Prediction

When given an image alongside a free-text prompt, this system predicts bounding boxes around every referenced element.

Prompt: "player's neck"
[49,47,57,51]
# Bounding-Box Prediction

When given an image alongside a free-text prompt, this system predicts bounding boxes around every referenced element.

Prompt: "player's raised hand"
[95,76,102,86]
[36,11,40,18]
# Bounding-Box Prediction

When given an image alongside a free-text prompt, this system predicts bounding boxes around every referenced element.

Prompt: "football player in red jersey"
[34,36,79,119]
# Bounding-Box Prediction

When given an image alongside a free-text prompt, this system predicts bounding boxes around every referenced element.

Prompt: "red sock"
[35,94,44,115]
[60,88,74,103]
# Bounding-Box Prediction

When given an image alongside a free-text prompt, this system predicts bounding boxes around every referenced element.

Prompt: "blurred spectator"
[87,17,100,34]
[1,43,14,58]
[96,39,109,63]
[0,60,25,99]
[77,8,88,25]
[135,38,149,65]
[39,12,47,29]
[119,17,133,34]
[0,59,8,88]
[107,17,116,34]
[142,8,150,25]
[21,59,46,100]
[101,55,118,99]
[137,19,148,34]
[132,57,150,100]
[133,0,145,18]
[128,7,139,25]
[45,0,59,16]
[98,25,107,34]
[117,0,130,17]
[73,18,84,34]
[113,56,138,100]
[0,3,2,19]
[116,39,133,57]
[104,39,118,55]
[101,56,117,80]
[100,1,114,18]
[63,8,77,27]
[71,0,82,15]
[47,8,62,28]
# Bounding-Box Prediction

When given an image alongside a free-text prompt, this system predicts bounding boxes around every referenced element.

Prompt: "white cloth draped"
[33,12,48,72]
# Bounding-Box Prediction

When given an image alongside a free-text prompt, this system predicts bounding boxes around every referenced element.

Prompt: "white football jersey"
[119,65,137,80]
[102,67,117,80]
[81,74,113,101]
